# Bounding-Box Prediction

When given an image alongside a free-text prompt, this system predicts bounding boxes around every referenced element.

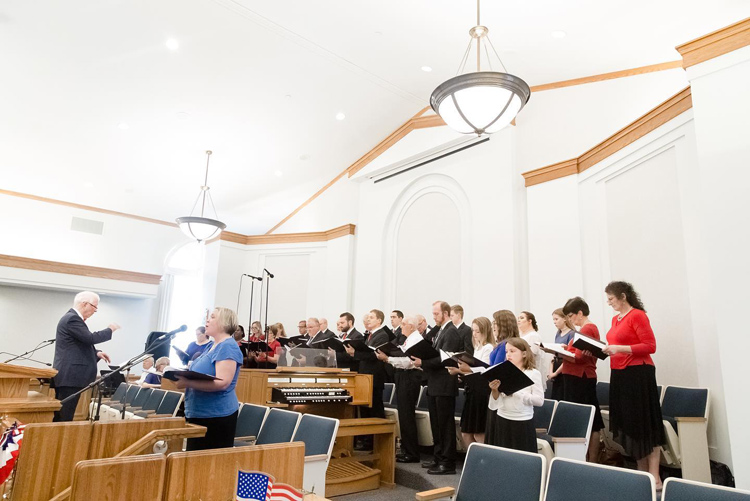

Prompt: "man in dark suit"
[345,309,389,419]
[305,317,334,346]
[390,310,405,345]
[412,301,461,475]
[318,318,336,340]
[52,291,120,422]
[333,312,362,370]
[451,304,474,355]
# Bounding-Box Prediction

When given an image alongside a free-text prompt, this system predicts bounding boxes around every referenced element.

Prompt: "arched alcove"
[381,174,472,311]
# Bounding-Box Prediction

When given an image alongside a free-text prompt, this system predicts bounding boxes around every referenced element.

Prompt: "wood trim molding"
[220,224,355,246]
[0,254,162,285]
[529,61,683,93]
[523,159,579,188]
[522,87,693,187]
[677,17,750,69]
[0,189,177,228]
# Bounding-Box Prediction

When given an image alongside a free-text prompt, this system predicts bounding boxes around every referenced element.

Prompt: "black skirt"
[561,373,605,431]
[550,358,565,401]
[485,410,537,454]
[609,364,665,460]
[460,384,490,433]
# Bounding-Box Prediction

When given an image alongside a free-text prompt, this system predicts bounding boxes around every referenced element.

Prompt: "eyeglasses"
[85,301,98,311]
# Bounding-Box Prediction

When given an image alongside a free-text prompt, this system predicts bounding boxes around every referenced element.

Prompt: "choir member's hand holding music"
[375,350,388,362]
[344,344,355,357]
[488,379,501,399]
[410,356,421,367]
[602,344,631,355]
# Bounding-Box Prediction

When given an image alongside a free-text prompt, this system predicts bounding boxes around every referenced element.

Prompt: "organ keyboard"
[271,387,353,404]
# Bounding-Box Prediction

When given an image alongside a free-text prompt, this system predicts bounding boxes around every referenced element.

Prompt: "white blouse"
[488,368,544,421]
[473,343,493,365]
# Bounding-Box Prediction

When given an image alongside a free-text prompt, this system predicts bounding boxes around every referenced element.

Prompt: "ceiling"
[1,0,747,234]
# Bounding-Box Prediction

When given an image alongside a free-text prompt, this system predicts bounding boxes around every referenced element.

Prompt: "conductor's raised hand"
[109,323,121,332]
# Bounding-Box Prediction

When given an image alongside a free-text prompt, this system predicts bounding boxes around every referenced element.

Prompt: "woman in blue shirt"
[176,307,243,451]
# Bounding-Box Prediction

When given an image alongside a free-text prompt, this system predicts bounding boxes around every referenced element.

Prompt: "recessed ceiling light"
[176,111,191,120]
[274,170,283,177]
[166,38,179,50]
[421,66,433,72]
[335,112,346,121]
[551,30,567,39]
[299,154,310,161]
[374,31,383,36]
[117,122,129,130]
[284,94,292,99]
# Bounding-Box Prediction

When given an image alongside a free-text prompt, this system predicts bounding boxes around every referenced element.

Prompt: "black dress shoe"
[421,460,438,469]
[427,465,456,475]
[396,456,420,463]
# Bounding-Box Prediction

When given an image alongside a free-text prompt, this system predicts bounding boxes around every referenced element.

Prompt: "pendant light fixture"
[430,0,531,135]
[176,150,226,242]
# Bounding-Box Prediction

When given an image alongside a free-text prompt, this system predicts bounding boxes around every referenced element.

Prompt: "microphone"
[263,268,274,278]
[242,273,263,281]
[153,325,187,341]
[45,339,56,343]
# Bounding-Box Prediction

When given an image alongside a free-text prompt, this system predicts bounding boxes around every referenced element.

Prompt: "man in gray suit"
[52,291,120,421]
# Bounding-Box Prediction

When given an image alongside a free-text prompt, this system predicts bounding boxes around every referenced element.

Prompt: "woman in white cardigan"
[486,337,544,453]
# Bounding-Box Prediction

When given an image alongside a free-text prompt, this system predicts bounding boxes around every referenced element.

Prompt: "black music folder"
[342,339,373,353]
[280,335,309,348]
[311,337,346,352]
[243,341,270,352]
[375,342,407,357]
[451,352,490,368]
[440,350,459,368]
[162,370,218,381]
[404,339,440,360]
[571,333,609,360]
[462,361,534,395]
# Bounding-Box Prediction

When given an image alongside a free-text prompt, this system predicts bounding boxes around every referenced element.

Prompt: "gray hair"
[416,314,426,323]
[73,291,99,307]
[402,316,418,328]
[155,357,170,368]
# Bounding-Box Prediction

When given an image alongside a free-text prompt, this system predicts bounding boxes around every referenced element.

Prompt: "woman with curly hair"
[603,281,664,490]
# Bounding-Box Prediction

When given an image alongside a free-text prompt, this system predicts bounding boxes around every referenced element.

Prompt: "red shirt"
[606,309,656,370]
[562,323,600,378]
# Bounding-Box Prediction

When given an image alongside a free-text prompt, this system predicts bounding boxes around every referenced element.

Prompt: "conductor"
[52,291,121,421]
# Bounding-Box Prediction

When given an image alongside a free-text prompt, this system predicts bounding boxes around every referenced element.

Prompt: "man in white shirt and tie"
[376,315,423,462]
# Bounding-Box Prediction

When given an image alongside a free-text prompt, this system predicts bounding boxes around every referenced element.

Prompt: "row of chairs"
[532,399,595,464]
[233,403,339,497]
[93,383,183,421]
[416,443,749,501]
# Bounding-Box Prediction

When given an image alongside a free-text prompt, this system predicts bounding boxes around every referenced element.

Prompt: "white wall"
[526,109,733,467]
[208,236,356,333]
[516,68,690,172]
[0,193,186,275]
[351,127,521,322]
[686,45,750,488]
[0,284,157,374]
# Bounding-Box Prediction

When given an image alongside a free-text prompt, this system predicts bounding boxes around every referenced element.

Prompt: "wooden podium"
[0,363,61,423]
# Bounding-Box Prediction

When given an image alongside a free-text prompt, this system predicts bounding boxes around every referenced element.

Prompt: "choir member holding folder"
[446,317,494,447]
[602,281,664,490]
[561,296,605,462]
[344,309,389,419]
[176,307,244,451]
[486,338,544,453]
[548,309,575,400]
[376,315,423,463]
[412,301,462,475]
[485,310,520,442]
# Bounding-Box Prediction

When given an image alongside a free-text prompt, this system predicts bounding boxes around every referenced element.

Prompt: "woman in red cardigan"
[602,281,664,490]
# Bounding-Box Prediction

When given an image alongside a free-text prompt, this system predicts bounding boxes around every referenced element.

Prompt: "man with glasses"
[52,291,120,421]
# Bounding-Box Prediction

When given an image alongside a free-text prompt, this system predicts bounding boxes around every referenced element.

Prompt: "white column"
[686,44,750,488]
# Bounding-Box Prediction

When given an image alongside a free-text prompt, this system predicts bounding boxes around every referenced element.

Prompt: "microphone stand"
[0,353,52,366]
[3,339,55,364]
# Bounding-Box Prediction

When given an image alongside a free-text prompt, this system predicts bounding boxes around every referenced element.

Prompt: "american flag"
[236,470,303,501]
[0,423,25,485]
